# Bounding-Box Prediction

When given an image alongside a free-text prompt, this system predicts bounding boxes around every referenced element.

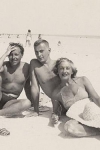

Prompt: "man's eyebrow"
[35,49,44,51]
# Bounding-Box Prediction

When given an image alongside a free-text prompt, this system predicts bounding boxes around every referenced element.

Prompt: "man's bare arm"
[0,74,2,100]
[30,60,40,114]
[24,77,31,101]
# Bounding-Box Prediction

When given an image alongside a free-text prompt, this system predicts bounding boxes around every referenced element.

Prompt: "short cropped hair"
[34,39,49,48]
[9,42,24,55]
[53,58,77,78]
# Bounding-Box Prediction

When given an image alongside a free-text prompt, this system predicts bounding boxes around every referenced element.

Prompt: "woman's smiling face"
[58,60,72,81]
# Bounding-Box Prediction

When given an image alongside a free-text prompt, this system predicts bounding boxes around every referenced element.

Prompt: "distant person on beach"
[25,30,32,47]
[38,34,42,40]
[30,39,61,116]
[8,35,11,38]
[17,34,19,38]
[57,41,61,46]
[0,42,31,116]
[51,57,100,137]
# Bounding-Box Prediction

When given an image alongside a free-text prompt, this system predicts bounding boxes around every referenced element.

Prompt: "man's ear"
[49,48,51,52]
[21,54,23,58]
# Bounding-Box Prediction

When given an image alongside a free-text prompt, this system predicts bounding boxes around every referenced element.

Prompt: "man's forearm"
[0,44,15,69]
[31,89,39,114]
[24,86,31,101]
[0,91,2,101]
[0,53,7,69]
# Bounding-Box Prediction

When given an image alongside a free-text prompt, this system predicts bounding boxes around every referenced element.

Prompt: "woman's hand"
[51,113,59,124]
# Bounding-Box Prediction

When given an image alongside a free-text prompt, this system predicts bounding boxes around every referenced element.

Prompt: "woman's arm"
[51,99,61,124]
[82,76,100,106]
[0,74,2,101]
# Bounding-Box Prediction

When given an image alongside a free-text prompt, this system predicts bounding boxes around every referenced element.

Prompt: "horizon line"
[0,34,100,38]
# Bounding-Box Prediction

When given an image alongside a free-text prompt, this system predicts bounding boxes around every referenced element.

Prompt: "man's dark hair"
[9,42,24,55]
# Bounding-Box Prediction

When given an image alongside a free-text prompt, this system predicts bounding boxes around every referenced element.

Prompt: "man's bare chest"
[35,67,56,84]
[2,69,26,84]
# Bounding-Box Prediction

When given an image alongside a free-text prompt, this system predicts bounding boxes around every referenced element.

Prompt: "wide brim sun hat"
[66,98,100,128]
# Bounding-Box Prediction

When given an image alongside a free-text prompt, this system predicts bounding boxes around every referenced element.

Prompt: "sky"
[0,0,100,35]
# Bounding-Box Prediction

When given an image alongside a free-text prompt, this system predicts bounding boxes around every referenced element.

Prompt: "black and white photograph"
[0,0,100,150]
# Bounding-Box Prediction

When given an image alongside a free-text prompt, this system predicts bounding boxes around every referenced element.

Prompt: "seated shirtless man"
[30,39,61,116]
[0,42,31,116]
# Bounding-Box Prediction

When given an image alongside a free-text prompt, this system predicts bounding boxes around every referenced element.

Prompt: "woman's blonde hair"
[53,58,77,78]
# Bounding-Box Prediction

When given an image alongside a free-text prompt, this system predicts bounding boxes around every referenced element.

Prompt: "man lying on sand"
[0,42,31,116]
[30,39,61,116]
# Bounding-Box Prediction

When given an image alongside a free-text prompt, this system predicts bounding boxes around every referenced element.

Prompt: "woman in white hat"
[51,57,100,137]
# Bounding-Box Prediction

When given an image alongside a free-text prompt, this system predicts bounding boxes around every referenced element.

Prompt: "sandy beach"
[0,35,100,150]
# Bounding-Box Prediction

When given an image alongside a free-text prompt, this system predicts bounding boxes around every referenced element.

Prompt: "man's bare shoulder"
[30,59,39,64]
[30,59,42,68]
[21,62,30,74]
[0,61,9,72]
[21,62,29,68]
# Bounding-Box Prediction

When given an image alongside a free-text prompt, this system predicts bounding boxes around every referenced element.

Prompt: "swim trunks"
[0,93,18,109]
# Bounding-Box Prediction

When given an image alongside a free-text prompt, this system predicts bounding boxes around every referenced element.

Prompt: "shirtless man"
[0,42,31,116]
[30,39,61,116]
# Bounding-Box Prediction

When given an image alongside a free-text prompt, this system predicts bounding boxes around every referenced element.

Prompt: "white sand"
[0,35,100,150]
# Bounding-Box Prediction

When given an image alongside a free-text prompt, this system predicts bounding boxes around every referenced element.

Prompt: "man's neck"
[9,62,21,69]
[42,57,52,66]
[41,57,55,71]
